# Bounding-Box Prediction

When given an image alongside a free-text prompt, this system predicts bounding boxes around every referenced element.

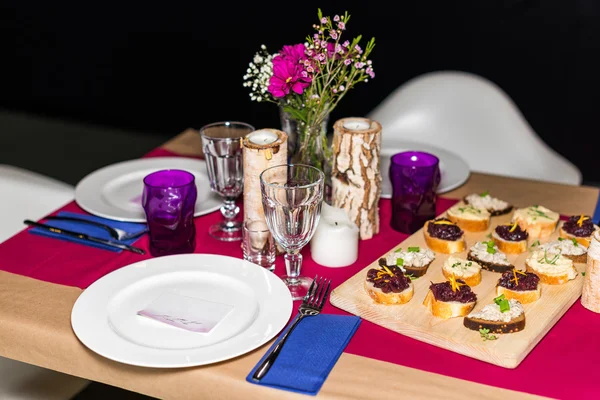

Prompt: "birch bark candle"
[242,129,288,223]
[331,117,382,240]
[582,230,600,312]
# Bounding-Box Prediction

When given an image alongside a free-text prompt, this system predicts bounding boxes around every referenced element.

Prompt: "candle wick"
[335,222,338,226]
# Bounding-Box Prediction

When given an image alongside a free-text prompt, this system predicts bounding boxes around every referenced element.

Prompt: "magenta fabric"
[0,148,598,400]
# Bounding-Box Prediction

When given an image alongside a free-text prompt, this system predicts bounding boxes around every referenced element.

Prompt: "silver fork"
[44,215,148,241]
[252,275,331,382]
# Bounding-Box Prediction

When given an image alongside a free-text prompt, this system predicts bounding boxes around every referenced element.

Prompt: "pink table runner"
[1,147,598,399]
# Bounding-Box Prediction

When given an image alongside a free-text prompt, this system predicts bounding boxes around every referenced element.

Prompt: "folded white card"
[137,292,235,333]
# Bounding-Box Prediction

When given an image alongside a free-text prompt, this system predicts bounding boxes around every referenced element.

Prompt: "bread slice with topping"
[492,222,529,254]
[423,218,466,254]
[525,249,578,285]
[364,264,414,305]
[379,246,435,278]
[441,255,482,287]
[538,238,587,264]
[495,269,541,304]
[512,205,560,239]
[464,297,526,334]
[558,214,600,248]
[467,241,515,273]
[463,191,513,216]
[446,203,491,232]
[423,277,477,319]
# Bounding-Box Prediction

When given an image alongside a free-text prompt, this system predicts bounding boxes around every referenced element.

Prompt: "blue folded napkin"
[28,211,147,253]
[246,314,361,396]
[594,192,600,225]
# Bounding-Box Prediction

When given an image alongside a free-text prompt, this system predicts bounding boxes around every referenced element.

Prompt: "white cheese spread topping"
[467,299,524,323]
[386,246,435,270]
[526,249,576,279]
[469,241,511,265]
[465,193,509,212]
[539,239,587,256]
[512,205,559,225]
[443,256,481,278]
[447,203,490,221]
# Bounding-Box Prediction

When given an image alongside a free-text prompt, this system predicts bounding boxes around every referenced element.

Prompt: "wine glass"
[260,164,324,300]
[200,121,255,241]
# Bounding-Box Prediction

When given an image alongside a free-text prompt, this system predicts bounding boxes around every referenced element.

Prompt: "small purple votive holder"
[142,169,197,257]
[389,151,441,234]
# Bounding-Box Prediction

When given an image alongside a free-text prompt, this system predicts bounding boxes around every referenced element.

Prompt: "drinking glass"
[199,121,255,241]
[389,151,441,234]
[260,164,324,300]
[242,219,276,272]
[142,169,197,257]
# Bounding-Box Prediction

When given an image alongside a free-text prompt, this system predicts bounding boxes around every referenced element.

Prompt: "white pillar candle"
[310,202,359,267]
[247,129,278,145]
[342,119,371,130]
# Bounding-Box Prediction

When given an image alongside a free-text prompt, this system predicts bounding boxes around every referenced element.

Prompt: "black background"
[2,1,599,182]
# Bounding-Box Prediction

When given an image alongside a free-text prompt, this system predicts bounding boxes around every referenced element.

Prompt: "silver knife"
[23,220,146,255]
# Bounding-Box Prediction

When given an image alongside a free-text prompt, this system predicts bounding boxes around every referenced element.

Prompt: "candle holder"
[331,117,382,240]
[242,129,288,224]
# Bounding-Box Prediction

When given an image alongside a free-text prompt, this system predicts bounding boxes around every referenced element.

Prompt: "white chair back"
[0,165,74,243]
[367,70,582,185]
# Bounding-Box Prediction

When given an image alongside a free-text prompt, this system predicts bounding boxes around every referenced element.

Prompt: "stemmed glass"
[200,121,255,241]
[260,164,324,300]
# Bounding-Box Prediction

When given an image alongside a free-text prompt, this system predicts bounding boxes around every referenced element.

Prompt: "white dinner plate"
[71,253,293,368]
[380,140,470,198]
[75,157,222,222]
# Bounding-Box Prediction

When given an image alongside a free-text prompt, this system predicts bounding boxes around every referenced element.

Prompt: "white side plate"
[75,157,222,222]
[71,253,293,368]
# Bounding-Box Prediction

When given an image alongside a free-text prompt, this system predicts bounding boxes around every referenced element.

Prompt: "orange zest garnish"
[376,265,395,280]
[433,220,455,225]
[448,274,466,292]
[577,214,589,227]
[511,269,527,285]
[509,222,518,232]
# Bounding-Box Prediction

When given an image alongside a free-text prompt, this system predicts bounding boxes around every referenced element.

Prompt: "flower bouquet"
[243,9,375,178]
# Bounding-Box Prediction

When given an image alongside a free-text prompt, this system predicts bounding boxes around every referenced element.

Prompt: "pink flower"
[366,67,375,79]
[268,56,311,98]
[321,17,328,24]
[279,44,307,63]
[327,42,347,59]
[337,21,345,30]
[333,15,340,22]
[330,30,338,40]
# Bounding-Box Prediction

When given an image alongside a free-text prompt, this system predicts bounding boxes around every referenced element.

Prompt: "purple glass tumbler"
[389,151,441,234]
[142,169,197,257]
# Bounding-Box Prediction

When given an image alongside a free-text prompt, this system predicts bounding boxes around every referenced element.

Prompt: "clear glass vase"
[278,105,332,202]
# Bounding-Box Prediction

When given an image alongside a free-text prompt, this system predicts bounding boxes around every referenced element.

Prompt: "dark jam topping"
[562,215,595,237]
[427,218,464,241]
[429,280,477,303]
[497,270,540,291]
[366,265,411,293]
[495,223,529,241]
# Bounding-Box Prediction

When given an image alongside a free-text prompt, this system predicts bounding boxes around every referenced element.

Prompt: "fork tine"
[318,280,331,310]
[308,276,322,305]
[303,276,318,303]
[312,276,327,307]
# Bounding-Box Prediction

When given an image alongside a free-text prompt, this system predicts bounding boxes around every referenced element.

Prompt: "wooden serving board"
[330,206,586,368]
